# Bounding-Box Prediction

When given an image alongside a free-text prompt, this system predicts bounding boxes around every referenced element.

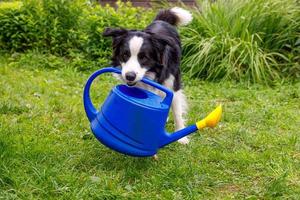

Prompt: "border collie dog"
[103,7,193,145]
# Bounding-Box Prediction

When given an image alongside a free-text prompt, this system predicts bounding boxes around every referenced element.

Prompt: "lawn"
[0,54,299,199]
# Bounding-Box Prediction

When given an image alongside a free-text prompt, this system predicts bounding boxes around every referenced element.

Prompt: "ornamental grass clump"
[181,0,300,83]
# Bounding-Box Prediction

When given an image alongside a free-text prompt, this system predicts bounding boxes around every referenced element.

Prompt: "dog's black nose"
[125,72,136,81]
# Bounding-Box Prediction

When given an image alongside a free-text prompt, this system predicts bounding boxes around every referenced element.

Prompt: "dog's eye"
[122,51,130,60]
[138,53,147,61]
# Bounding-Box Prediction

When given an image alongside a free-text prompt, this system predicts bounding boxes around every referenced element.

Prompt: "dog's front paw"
[178,136,189,145]
[152,154,158,160]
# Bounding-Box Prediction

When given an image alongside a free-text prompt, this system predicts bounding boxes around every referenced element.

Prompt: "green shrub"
[36,0,84,55]
[0,0,83,54]
[0,0,154,60]
[181,0,300,83]
[0,1,40,52]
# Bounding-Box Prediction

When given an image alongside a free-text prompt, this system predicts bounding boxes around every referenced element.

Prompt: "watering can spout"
[195,105,223,129]
[160,105,223,147]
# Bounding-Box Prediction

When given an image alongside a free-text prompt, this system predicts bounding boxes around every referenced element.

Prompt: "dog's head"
[103,28,173,86]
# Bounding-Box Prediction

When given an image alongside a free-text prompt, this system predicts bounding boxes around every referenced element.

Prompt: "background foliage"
[0,0,154,68]
[181,0,300,84]
[0,0,299,83]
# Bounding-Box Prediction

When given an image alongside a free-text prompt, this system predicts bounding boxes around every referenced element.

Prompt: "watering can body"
[83,67,222,157]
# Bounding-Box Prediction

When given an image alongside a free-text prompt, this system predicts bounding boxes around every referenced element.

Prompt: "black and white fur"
[103,7,192,145]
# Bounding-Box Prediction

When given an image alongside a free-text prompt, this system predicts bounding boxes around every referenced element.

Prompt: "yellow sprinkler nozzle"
[196,105,222,130]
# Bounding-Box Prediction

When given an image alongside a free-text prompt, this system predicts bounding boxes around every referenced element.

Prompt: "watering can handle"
[83,67,173,122]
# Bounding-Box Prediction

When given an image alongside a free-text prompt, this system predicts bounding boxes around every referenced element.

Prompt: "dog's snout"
[125,72,136,81]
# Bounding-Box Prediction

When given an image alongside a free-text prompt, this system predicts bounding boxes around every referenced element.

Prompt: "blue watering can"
[83,67,222,157]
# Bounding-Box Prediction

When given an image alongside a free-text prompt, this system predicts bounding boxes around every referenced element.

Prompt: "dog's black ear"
[149,32,179,64]
[147,31,175,47]
[148,32,181,82]
[103,28,128,37]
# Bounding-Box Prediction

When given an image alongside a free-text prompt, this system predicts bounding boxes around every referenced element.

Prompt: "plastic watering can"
[83,67,222,157]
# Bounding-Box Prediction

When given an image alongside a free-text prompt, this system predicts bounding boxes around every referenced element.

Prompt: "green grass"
[0,54,300,199]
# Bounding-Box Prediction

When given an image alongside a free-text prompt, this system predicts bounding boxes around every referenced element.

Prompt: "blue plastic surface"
[83,67,199,157]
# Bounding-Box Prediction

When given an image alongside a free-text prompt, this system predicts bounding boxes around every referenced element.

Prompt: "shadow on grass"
[72,140,158,180]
